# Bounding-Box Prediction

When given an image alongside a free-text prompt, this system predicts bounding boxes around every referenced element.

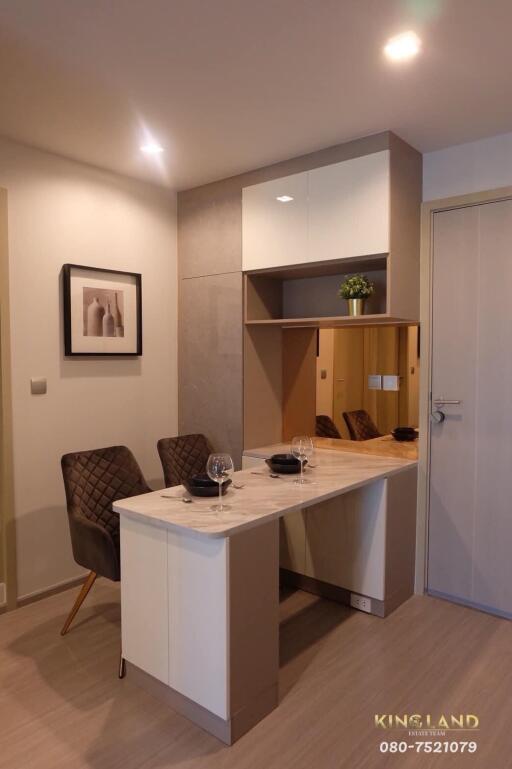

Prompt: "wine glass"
[291,436,314,484]
[206,453,234,511]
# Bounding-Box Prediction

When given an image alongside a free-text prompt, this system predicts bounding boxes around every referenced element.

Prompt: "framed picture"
[63,264,142,356]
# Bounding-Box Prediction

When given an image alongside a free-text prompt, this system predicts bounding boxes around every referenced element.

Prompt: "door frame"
[416,184,512,594]
[0,187,17,610]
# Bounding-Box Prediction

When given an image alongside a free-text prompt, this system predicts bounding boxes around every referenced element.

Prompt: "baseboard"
[17,573,87,608]
[0,581,6,608]
[127,662,277,745]
[427,589,512,621]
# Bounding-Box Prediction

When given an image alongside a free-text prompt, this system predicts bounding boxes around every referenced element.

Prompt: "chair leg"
[60,570,97,636]
[119,651,126,679]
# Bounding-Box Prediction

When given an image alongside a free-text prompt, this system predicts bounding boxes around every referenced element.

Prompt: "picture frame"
[62,263,142,356]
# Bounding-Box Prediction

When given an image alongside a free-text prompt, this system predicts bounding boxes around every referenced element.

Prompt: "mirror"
[316,325,419,439]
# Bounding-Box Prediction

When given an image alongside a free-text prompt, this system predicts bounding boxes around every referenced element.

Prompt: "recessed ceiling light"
[276,195,294,202]
[140,142,164,155]
[384,31,421,61]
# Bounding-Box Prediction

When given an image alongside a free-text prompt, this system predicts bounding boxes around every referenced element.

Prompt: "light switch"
[31,377,47,395]
[382,375,400,391]
[368,374,382,390]
[320,369,327,380]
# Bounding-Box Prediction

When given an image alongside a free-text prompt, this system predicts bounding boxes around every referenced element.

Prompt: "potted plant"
[338,274,374,316]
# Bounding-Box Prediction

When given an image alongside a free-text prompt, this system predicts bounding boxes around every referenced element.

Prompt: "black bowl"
[188,473,217,487]
[392,428,418,442]
[265,454,305,474]
[269,453,300,465]
[183,475,232,497]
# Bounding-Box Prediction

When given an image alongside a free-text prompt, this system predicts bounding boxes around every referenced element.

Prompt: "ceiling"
[1,0,512,190]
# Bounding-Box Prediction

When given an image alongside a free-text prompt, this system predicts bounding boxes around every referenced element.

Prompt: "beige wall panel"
[388,134,422,320]
[179,272,243,465]
[178,180,242,279]
[229,521,279,715]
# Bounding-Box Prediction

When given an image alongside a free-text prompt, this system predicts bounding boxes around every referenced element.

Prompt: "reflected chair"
[315,414,342,439]
[157,433,213,487]
[342,410,382,441]
[60,445,150,675]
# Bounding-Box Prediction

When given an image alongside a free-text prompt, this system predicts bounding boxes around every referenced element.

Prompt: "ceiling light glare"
[140,142,164,154]
[384,31,421,61]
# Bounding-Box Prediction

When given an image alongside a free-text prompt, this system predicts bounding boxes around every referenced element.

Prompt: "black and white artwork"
[63,264,142,356]
[82,287,125,338]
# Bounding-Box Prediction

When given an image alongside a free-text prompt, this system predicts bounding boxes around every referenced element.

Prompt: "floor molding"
[17,574,87,608]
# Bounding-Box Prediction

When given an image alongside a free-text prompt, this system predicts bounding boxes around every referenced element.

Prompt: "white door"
[428,200,512,618]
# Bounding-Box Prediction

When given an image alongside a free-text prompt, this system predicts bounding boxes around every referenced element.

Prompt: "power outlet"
[350,593,372,613]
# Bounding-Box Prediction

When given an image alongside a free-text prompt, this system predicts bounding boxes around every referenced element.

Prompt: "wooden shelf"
[245,315,413,328]
[245,254,388,280]
[244,257,392,325]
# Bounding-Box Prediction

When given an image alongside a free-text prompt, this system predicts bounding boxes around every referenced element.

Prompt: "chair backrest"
[315,414,342,439]
[61,445,150,538]
[157,433,213,487]
[342,410,382,441]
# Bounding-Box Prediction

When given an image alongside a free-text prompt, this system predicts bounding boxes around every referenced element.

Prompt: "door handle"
[433,398,462,406]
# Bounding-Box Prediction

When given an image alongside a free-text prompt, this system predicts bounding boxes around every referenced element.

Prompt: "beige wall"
[423,131,512,200]
[0,137,178,601]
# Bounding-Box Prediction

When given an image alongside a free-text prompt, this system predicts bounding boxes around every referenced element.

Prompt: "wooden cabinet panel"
[280,510,307,574]
[305,482,387,600]
[242,171,308,271]
[308,151,390,263]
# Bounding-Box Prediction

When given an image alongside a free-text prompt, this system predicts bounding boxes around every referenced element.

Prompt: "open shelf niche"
[243,255,407,328]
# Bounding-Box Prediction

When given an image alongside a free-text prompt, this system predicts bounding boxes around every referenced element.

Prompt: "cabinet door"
[309,150,390,263]
[242,171,308,271]
[120,517,169,684]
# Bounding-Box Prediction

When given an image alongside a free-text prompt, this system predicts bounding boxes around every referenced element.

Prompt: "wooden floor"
[0,581,511,769]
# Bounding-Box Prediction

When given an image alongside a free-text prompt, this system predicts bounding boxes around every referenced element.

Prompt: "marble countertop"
[114,443,416,539]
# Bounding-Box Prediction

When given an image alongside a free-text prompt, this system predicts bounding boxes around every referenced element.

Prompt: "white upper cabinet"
[308,151,389,263]
[242,150,390,271]
[242,171,308,271]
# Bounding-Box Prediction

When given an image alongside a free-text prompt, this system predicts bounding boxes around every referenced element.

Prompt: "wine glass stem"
[219,481,222,509]
[301,459,304,482]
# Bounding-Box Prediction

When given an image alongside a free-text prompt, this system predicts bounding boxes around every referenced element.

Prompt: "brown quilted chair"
[157,433,213,487]
[315,415,342,439]
[60,445,150,649]
[343,410,382,441]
